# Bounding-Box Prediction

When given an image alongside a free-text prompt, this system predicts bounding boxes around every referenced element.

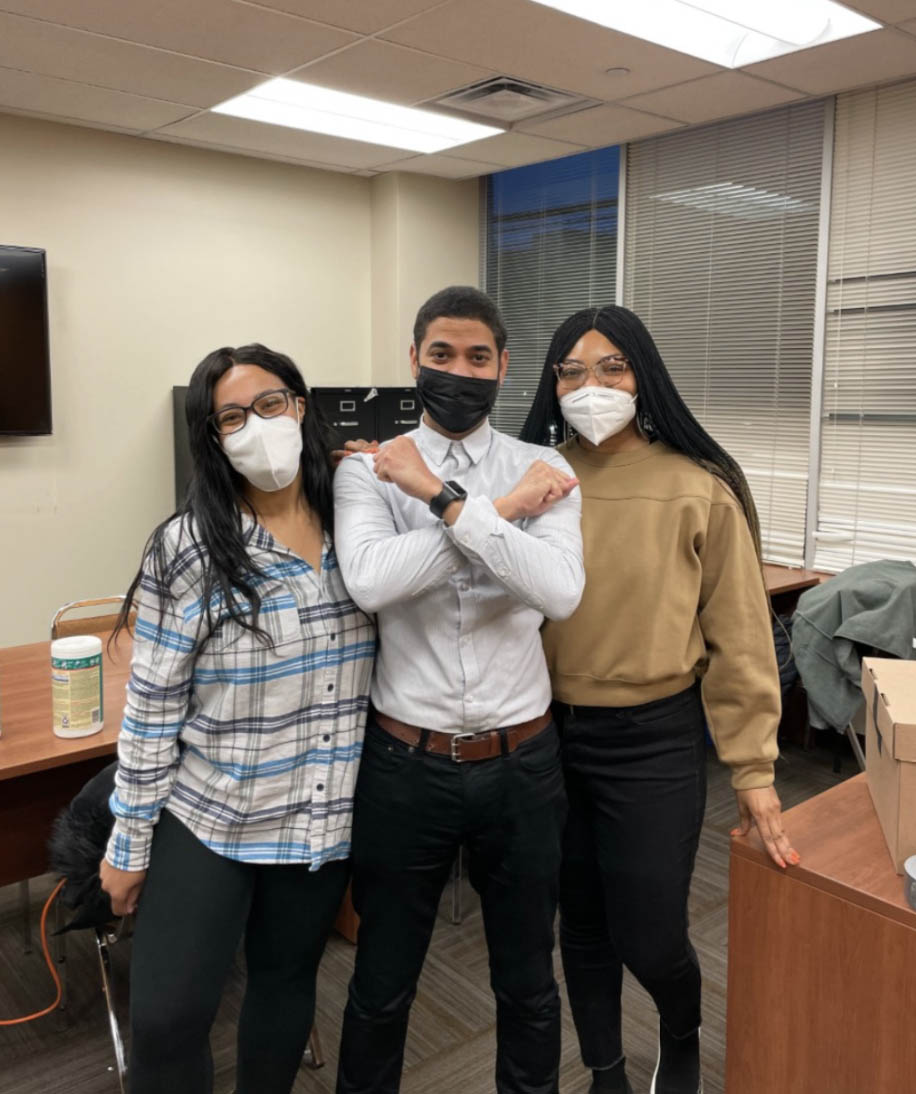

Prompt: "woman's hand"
[330,438,379,468]
[732,786,800,870]
[99,858,147,916]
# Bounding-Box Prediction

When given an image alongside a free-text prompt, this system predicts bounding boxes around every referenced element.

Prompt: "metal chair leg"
[450,845,463,925]
[95,927,128,1093]
[19,880,32,953]
[303,1024,325,1069]
[55,898,69,1030]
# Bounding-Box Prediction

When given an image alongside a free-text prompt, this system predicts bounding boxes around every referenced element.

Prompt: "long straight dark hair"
[114,343,335,642]
[520,305,762,554]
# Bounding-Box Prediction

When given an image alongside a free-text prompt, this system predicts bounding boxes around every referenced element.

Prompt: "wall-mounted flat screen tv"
[0,245,52,435]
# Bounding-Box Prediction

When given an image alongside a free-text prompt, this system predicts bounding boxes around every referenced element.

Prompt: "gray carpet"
[0,739,850,1094]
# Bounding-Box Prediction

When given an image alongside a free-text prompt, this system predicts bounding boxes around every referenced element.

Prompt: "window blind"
[814,80,916,571]
[484,146,619,437]
[624,102,825,566]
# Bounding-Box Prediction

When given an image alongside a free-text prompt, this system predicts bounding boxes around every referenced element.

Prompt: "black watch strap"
[429,479,468,519]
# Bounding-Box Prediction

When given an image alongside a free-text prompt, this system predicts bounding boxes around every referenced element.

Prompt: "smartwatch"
[429,479,468,519]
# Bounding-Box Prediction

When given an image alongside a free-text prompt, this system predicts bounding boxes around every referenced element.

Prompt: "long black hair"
[113,343,335,643]
[520,305,761,554]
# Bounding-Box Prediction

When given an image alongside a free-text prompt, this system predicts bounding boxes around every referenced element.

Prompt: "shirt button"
[327,683,334,692]
[316,783,324,792]
[323,734,330,742]
[329,633,336,641]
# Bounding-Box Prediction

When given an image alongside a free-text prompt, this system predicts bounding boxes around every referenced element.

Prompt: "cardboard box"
[863,658,916,874]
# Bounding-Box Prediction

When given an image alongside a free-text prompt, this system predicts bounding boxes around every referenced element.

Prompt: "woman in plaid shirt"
[100,344,375,1094]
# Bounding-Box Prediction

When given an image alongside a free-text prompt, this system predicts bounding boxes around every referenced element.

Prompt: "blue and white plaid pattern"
[106,516,376,872]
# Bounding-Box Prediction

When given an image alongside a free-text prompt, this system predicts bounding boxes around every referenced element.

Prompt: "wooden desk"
[726,774,916,1093]
[763,563,825,600]
[0,634,130,886]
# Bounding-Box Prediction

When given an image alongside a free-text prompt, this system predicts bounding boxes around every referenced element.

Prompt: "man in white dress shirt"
[333,286,585,1094]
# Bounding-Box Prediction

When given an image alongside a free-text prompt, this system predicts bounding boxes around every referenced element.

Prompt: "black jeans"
[557,685,707,1068]
[128,808,349,1094]
[336,719,567,1094]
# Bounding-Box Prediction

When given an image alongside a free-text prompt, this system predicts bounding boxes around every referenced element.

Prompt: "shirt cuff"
[105,823,153,872]
[730,761,776,791]
[446,495,503,557]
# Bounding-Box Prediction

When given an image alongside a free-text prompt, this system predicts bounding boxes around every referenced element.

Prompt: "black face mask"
[416,365,499,435]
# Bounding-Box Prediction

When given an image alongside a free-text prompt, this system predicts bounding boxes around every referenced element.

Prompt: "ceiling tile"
[370,153,503,177]
[0,2,357,73]
[744,27,916,95]
[517,102,683,145]
[898,17,916,38]
[242,0,444,35]
[0,65,196,131]
[0,12,263,106]
[382,0,722,102]
[290,39,494,104]
[154,111,413,168]
[445,130,586,166]
[841,1,916,23]
[621,72,806,126]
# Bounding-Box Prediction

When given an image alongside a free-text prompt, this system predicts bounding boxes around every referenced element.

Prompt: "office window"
[624,103,825,566]
[483,147,619,436]
[814,80,916,571]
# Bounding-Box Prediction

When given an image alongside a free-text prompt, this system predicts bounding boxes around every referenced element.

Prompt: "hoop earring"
[637,409,656,438]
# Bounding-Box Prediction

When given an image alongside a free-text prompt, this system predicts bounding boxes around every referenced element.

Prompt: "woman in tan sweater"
[520,306,799,1094]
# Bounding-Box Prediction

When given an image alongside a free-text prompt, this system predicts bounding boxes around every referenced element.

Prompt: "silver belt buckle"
[450,732,477,763]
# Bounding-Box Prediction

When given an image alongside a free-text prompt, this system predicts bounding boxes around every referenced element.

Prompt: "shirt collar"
[417,416,493,467]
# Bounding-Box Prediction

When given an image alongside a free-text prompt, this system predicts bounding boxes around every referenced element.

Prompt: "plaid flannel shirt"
[105,515,375,872]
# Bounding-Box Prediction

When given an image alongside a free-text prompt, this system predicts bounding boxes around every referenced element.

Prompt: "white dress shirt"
[333,417,584,733]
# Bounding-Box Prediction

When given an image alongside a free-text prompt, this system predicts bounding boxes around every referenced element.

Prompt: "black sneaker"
[650,1022,702,1094]
[589,1056,633,1094]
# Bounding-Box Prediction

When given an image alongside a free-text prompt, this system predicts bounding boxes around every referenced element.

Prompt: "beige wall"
[370,171,479,386]
[0,115,481,645]
[0,113,374,645]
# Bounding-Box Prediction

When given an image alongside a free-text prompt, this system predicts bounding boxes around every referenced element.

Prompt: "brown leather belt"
[372,709,552,763]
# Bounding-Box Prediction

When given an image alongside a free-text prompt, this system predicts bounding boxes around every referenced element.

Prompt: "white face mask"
[559,386,637,446]
[221,410,303,492]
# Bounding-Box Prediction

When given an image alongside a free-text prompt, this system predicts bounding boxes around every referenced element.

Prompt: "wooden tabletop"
[762,563,826,596]
[732,773,916,930]
[0,632,131,781]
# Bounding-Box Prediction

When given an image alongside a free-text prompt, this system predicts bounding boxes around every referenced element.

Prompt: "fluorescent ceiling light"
[212,78,503,153]
[530,0,881,68]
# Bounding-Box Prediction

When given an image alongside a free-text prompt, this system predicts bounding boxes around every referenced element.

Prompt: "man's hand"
[99,858,147,916]
[495,460,578,521]
[732,786,800,870]
[331,438,379,468]
[373,436,442,502]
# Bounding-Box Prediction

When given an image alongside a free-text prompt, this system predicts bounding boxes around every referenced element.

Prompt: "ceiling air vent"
[429,77,594,125]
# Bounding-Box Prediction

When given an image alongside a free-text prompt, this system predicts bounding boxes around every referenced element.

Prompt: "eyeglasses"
[209,389,298,435]
[553,356,630,389]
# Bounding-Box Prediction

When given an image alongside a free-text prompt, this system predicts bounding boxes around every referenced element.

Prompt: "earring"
[637,410,656,437]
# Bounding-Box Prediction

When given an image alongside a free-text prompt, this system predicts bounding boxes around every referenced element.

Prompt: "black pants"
[557,686,707,1068]
[128,809,349,1094]
[336,720,567,1094]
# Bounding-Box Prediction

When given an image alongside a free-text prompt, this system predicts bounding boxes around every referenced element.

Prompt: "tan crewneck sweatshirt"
[542,439,779,790]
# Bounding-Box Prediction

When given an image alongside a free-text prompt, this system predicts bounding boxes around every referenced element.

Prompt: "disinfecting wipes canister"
[51,635,103,738]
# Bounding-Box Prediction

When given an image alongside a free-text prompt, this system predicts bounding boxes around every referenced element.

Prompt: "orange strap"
[0,878,65,1025]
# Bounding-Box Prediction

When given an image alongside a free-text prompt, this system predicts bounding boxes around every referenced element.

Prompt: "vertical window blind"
[484,147,619,437]
[815,80,916,571]
[624,102,825,566]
